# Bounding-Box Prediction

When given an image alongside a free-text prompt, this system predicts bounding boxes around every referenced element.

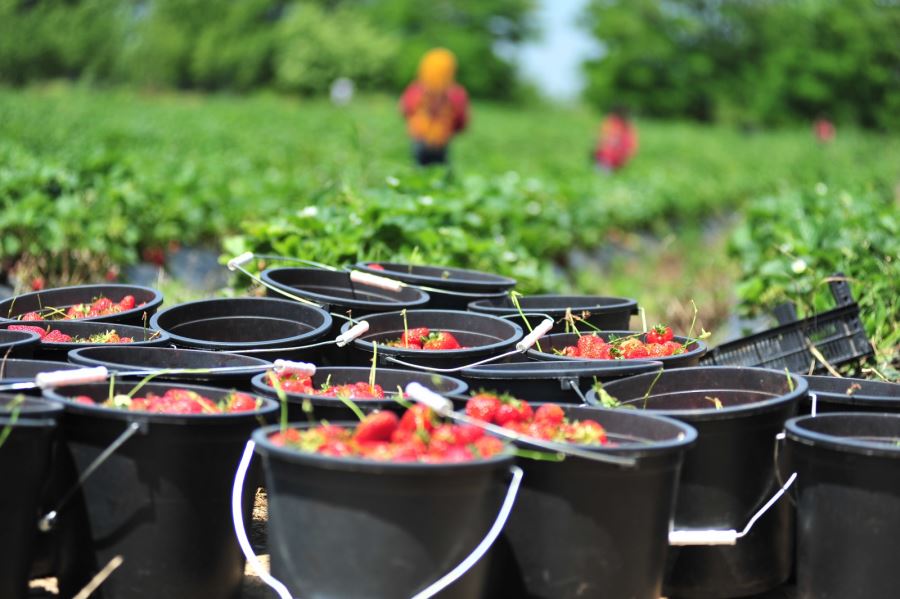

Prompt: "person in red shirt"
[594,107,638,172]
[400,48,469,166]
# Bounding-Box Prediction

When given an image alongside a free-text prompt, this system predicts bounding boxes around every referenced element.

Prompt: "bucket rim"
[352,261,517,291]
[67,345,273,371]
[785,411,900,458]
[252,421,515,473]
[0,328,42,346]
[0,358,81,382]
[801,374,900,407]
[261,267,431,310]
[342,309,524,356]
[592,365,807,421]
[150,297,333,349]
[43,381,279,425]
[251,367,468,404]
[461,359,662,380]
[0,394,65,416]
[0,283,164,324]
[468,294,639,315]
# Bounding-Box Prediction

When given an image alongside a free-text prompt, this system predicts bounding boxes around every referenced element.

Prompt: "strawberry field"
[1,85,898,373]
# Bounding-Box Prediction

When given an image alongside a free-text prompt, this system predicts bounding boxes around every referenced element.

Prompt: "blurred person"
[594,106,638,172]
[400,48,469,166]
[813,115,836,144]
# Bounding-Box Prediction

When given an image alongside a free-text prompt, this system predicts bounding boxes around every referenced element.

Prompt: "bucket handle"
[669,430,799,547]
[39,420,146,532]
[231,440,524,599]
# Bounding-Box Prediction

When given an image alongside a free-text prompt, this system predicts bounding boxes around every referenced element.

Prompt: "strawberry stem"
[267,371,290,433]
[0,394,26,450]
[509,291,542,352]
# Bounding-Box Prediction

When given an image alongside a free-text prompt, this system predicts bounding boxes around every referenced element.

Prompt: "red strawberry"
[439,446,475,463]
[423,331,461,350]
[30,277,44,291]
[43,329,73,343]
[398,404,435,433]
[400,327,430,347]
[647,325,674,344]
[353,411,399,443]
[465,393,501,423]
[646,343,668,358]
[320,440,354,457]
[21,311,43,321]
[534,403,565,425]
[368,263,385,271]
[664,340,685,356]
[561,345,580,357]
[117,295,136,311]
[73,395,96,406]
[623,345,650,359]
[495,398,533,426]
[90,297,114,315]
[473,436,504,458]
[453,424,484,445]
[269,428,302,447]
[228,393,258,412]
[8,324,48,339]
[525,420,558,440]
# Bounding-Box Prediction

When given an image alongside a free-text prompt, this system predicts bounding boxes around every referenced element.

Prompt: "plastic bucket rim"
[2,321,172,350]
[261,267,431,310]
[785,411,900,458]
[43,381,279,425]
[0,394,66,416]
[150,297,333,349]
[67,345,273,371]
[592,365,807,421]
[526,330,708,363]
[353,261,517,290]
[250,367,469,405]
[468,294,639,315]
[0,329,42,346]
[252,421,515,473]
[0,283,164,324]
[801,374,900,406]
[460,359,664,380]
[341,309,524,356]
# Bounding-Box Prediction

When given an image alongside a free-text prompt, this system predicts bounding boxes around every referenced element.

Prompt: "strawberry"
[423,331,461,350]
[534,403,565,425]
[269,428,302,447]
[400,327,430,347]
[353,411,399,443]
[439,446,475,463]
[623,345,650,359]
[368,263,385,271]
[90,297,114,315]
[495,397,533,426]
[20,311,43,321]
[73,395,96,406]
[228,392,259,412]
[647,325,674,344]
[465,393,501,423]
[473,436,504,458]
[43,329,73,343]
[453,424,484,445]
[664,340,685,355]
[576,334,606,357]
[398,404,435,433]
[117,295,136,311]
[8,324,48,339]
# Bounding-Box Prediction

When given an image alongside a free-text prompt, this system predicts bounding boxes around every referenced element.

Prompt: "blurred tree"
[583,0,900,129]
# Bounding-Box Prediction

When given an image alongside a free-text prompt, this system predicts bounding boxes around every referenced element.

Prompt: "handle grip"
[227,252,254,271]
[349,270,404,292]
[516,318,554,352]
[405,382,454,416]
[36,367,109,389]
[272,360,316,377]
[335,321,370,347]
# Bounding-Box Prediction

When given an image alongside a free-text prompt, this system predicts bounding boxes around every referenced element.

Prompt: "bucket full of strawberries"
[42,381,277,599]
[2,321,170,362]
[0,284,163,327]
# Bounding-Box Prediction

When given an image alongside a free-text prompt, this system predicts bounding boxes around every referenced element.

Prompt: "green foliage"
[583,0,900,129]
[730,186,900,374]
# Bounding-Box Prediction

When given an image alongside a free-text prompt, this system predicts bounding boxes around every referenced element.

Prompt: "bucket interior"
[0,284,161,322]
[353,310,522,351]
[0,359,79,381]
[168,315,313,342]
[69,346,270,371]
[788,413,900,453]
[803,374,900,402]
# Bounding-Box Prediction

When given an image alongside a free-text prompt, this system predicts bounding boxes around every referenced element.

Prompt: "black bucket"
[527,331,707,369]
[592,366,807,598]
[459,359,662,404]
[150,297,332,361]
[468,294,639,330]
[251,366,468,421]
[0,329,41,359]
[353,262,516,310]
[801,374,900,413]
[0,359,79,395]
[785,412,900,599]
[1,321,171,362]
[489,404,696,599]
[68,346,272,391]
[251,421,515,598]
[0,284,163,326]
[0,395,63,599]
[340,309,523,370]
[42,382,278,599]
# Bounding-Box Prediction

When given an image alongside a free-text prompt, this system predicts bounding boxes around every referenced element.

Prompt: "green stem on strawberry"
[642,368,665,410]
[126,371,163,400]
[785,368,795,392]
[369,341,378,393]
[509,291,542,352]
[392,385,413,410]
[401,308,409,344]
[513,448,566,462]
[267,371,290,433]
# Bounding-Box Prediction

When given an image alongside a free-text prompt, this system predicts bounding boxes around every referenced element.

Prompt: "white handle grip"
[669,529,739,546]
[516,318,554,352]
[335,321,370,347]
[350,270,404,292]
[227,252,254,271]
[272,360,316,377]
[405,382,454,416]
[36,367,109,389]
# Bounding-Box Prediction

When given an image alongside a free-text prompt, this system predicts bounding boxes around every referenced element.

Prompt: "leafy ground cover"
[1,85,897,371]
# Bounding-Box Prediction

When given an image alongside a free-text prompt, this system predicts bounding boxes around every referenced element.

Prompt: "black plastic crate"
[702,275,874,373]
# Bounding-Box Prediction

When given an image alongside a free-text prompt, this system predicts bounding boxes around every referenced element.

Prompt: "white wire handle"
[231,440,524,599]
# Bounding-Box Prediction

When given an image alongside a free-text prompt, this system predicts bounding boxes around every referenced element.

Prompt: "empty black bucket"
[251,365,468,421]
[2,321,171,362]
[528,331,707,369]
[801,374,900,413]
[459,359,662,404]
[340,309,523,370]
[0,284,163,326]
[468,294,639,330]
[68,346,272,391]
[43,382,278,599]
[593,366,807,598]
[0,359,79,395]
[0,395,63,599]
[353,262,516,310]
[251,421,515,598]
[0,329,41,359]
[785,412,900,599]
[490,405,696,599]
[150,297,332,361]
